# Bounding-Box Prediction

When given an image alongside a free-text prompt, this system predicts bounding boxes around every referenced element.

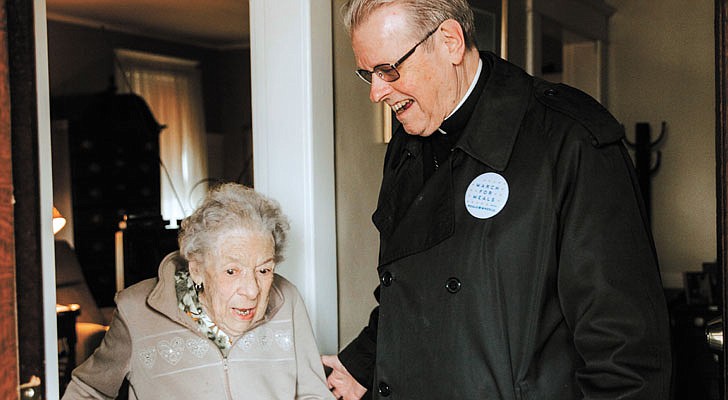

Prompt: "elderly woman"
[63,183,334,399]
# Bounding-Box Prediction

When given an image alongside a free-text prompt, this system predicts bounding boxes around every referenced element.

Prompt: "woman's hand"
[321,355,367,400]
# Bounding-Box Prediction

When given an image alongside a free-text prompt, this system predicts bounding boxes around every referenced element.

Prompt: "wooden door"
[0,0,19,398]
[716,0,728,396]
[4,0,47,398]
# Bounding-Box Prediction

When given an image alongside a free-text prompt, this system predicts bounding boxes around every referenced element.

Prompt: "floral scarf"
[174,270,232,351]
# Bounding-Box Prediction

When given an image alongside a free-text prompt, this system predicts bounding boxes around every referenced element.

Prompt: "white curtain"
[115,50,208,227]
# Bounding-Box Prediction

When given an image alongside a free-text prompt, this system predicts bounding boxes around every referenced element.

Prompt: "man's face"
[351,5,459,137]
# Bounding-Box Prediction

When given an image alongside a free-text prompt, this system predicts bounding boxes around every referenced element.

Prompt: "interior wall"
[203,49,253,187]
[48,21,211,96]
[332,0,386,346]
[607,0,715,288]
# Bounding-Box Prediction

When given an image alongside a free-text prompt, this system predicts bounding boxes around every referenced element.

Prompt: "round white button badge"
[464,172,509,219]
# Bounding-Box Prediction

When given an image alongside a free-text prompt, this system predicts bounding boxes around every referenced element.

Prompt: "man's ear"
[439,19,467,65]
[188,260,204,284]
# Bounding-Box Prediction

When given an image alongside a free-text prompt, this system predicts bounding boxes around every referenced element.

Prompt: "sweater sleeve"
[61,308,131,400]
[291,287,336,400]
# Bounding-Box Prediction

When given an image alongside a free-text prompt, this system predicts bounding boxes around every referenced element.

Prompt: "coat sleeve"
[337,127,407,392]
[61,308,131,400]
[556,134,672,399]
[338,287,379,392]
[290,288,336,400]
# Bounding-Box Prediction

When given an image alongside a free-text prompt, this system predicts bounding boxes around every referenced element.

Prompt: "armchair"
[54,240,112,365]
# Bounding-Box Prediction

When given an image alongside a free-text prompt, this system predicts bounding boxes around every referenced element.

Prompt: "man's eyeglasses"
[355,25,440,84]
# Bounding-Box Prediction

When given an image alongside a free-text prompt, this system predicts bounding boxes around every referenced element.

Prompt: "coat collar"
[374,53,532,266]
[393,52,532,172]
[456,51,532,172]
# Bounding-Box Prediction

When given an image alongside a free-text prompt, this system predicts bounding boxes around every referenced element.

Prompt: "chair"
[55,240,111,365]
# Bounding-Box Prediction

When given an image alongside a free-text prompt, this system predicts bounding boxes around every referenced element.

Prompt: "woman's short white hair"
[178,183,290,265]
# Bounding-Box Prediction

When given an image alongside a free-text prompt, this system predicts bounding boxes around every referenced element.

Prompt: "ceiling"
[45,0,250,49]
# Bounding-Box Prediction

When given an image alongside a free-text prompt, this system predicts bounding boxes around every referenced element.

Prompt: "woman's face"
[190,230,276,339]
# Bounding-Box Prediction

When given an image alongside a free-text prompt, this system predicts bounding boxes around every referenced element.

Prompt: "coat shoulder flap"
[534,80,624,147]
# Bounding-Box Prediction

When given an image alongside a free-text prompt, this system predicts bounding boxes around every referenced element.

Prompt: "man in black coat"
[322,0,672,399]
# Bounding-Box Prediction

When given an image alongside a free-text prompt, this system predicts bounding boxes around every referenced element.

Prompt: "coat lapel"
[373,53,532,267]
[458,52,532,171]
[371,136,424,240]
[374,152,455,266]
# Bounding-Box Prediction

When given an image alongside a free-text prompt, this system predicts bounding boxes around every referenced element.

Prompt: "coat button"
[381,271,394,287]
[378,381,392,397]
[445,277,461,293]
[544,88,557,96]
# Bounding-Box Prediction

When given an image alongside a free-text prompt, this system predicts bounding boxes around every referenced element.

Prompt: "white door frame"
[249,0,338,354]
[35,0,61,397]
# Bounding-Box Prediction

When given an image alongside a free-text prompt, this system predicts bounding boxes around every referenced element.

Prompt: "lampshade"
[53,206,67,234]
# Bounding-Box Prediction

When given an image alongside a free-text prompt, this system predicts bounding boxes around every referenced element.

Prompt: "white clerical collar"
[438,58,483,135]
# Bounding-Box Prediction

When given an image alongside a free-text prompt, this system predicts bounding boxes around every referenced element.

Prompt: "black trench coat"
[340,53,672,400]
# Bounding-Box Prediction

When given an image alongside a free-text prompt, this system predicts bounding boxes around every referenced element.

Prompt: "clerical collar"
[438,58,483,135]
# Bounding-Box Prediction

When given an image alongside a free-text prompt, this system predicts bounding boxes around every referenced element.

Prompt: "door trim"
[715,0,727,397]
[9,0,59,397]
[249,0,338,354]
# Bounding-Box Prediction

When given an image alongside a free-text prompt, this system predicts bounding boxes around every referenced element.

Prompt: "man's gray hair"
[178,183,290,265]
[341,0,477,49]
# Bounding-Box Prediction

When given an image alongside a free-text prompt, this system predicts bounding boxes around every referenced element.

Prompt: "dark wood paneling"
[0,0,19,398]
[7,0,45,397]
[716,0,728,398]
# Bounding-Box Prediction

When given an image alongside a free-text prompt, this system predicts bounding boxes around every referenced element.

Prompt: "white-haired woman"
[63,183,334,399]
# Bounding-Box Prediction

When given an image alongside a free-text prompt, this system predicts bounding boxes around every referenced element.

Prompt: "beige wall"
[607,0,715,287]
[332,0,386,347]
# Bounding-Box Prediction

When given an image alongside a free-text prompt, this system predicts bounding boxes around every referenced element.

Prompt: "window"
[114,49,208,227]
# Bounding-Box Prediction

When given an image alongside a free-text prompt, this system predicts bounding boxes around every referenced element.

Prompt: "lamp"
[53,206,67,234]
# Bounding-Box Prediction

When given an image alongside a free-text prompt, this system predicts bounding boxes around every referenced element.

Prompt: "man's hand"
[321,354,368,400]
